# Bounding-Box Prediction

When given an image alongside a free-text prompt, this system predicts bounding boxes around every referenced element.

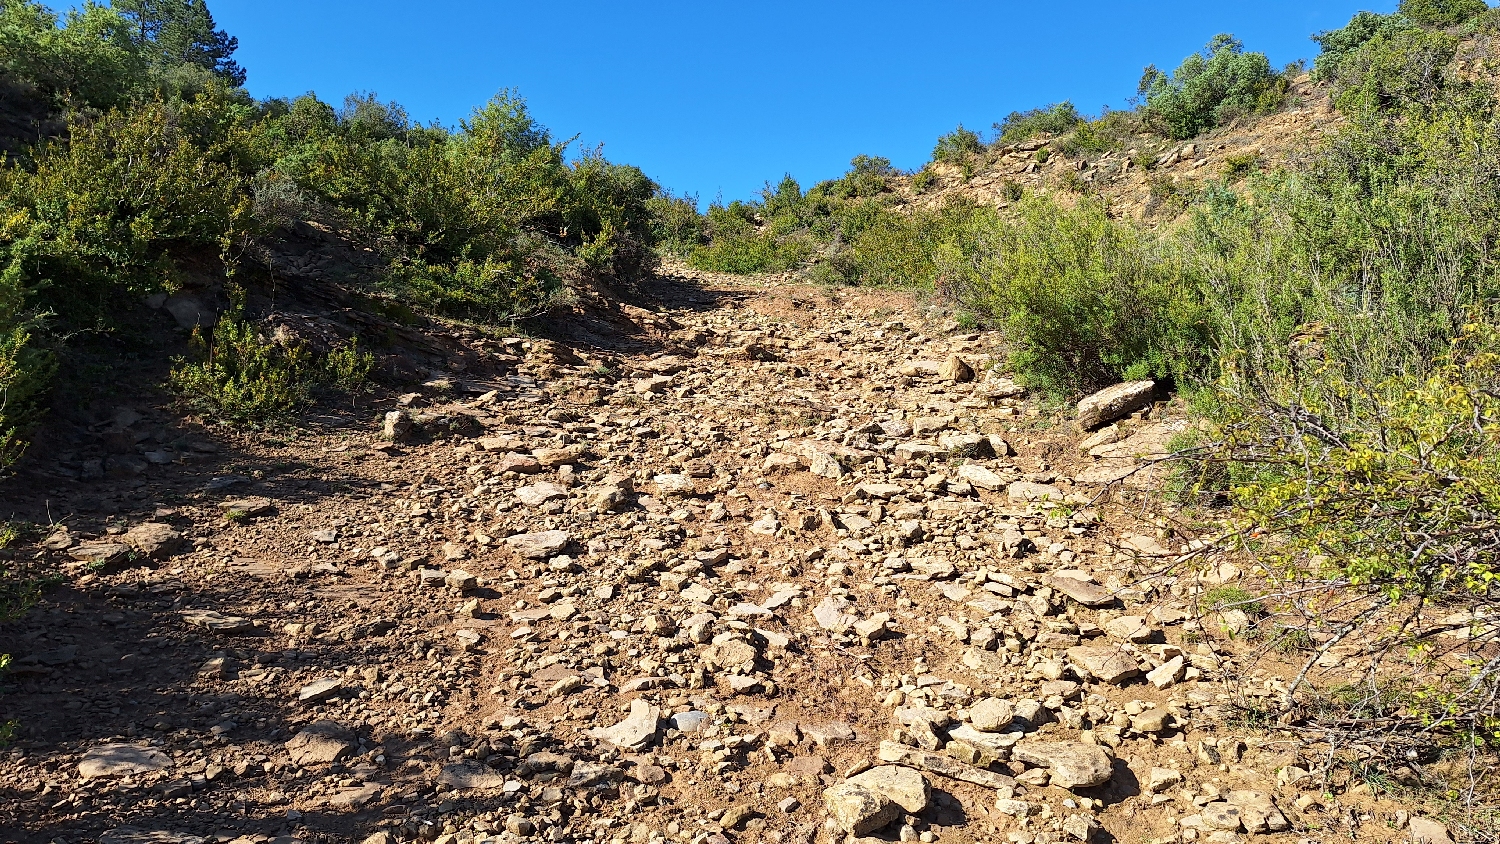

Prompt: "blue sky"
[90,1,1400,203]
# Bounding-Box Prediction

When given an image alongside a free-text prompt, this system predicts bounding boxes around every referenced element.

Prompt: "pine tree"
[113,0,245,86]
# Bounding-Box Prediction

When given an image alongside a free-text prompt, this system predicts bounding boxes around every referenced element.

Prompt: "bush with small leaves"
[1139,34,1286,139]
[932,125,983,164]
[993,102,1082,143]
[1398,0,1489,28]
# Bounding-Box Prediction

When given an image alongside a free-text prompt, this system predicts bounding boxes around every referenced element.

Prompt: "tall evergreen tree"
[113,0,244,85]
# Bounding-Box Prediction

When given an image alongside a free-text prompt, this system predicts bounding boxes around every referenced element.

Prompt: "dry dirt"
[0,265,1464,844]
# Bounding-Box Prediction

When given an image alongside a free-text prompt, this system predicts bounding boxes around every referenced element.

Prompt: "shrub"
[1311,11,1410,80]
[170,316,315,426]
[994,102,1082,143]
[1220,151,1259,179]
[1214,320,1500,748]
[944,195,1210,394]
[1329,26,1461,114]
[1398,0,1489,28]
[910,168,936,193]
[0,88,257,324]
[688,201,810,274]
[646,190,706,255]
[170,315,375,425]
[814,199,988,289]
[932,125,983,164]
[1139,34,1286,140]
[1056,120,1120,157]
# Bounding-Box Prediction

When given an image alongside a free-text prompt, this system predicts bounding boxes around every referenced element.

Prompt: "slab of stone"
[515,483,568,507]
[969,698,1016,732]
[504,530,571,559]
[848,765,930,813]
[1227,791,1289,833]
[1147,655,1187,689]
[1104,615,1153,642]
[99,829,205,844]
[1049,577,1114,607]
[218,497,273,518]
[298,678,344,704]
[956,464,1006,491]
[823,783,898,835]
[79,744,172,778]
[123,524,184,560]
[69,540,132,566]
[812,596,855,632]
[438,762,509,790]
[588,699,660,751]
[876,741,1017,789]
[1147,767,1183,793]
[1408,818,1455,844]
[1012,741,1113,789]
[285,721,356,766]
[1077,380,1156,430]
[180,610,255,634]
[1066,645,1141,684]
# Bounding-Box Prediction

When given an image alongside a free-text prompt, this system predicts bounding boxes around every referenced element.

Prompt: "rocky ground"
[0,267,1463,844]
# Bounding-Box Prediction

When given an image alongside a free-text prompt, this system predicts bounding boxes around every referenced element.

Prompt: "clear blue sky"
[98,1,1402,203]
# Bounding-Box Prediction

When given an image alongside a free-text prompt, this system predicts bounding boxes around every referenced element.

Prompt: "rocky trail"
[0,268,1448,844]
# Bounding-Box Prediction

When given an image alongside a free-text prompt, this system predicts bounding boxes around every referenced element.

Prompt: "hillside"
[4,2,1500,844]
[897,75,1342,224]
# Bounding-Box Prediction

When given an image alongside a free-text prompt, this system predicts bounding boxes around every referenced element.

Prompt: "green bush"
[1055,120,1120,157]
[1311,11,1410,80]
[170,316,314,425]
[1398,0,1489,28]
[814,198,988,289]
[932,125,983,164]
[944,195,1211,394]
[170,314,374,426]
[687,200,810,274]
[1329,26,1461,114]
[0,89,257,320]
[645,190,705,256]
[1214,320,1500,747]
[993,102,1082,143]
[1139,34,1286,140]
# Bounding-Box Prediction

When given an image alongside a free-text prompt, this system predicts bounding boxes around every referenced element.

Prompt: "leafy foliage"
[169,315,373,426]
[1213,321,1500,747]
[1398,0,1489,29]
[1311,11,1409,80]
[932,125,983,164]
[943,195,1211,394]
[993,102,1082,143]
[0,1,671,449]
[1138,34,1287,139]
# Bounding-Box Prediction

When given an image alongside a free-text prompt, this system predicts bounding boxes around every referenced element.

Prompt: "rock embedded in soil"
[1077,380,1156,429]
[1012,741,1114,789]
[122,523,183,560]
[969,697,1016,732]
[284,721,356,766]
[1066,645,1141,684]
[823,783,900,835]
[78,744,172,779]
[504,529,571,559]
[297,677,344,703]
[589,698,661,751]
[847,765,931,813]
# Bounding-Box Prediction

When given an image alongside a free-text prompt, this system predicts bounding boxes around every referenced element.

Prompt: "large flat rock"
[79,744,172,778]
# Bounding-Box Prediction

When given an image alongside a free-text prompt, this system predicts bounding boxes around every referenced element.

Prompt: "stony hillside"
[0,265,1468,844]
[897,75,1342,224]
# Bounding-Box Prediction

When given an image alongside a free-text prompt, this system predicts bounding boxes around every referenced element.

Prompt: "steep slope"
[899,75,1342,224]
[0,268,1467,844]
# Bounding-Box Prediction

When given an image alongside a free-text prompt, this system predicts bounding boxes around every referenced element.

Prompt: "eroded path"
[0,271,1419,844]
